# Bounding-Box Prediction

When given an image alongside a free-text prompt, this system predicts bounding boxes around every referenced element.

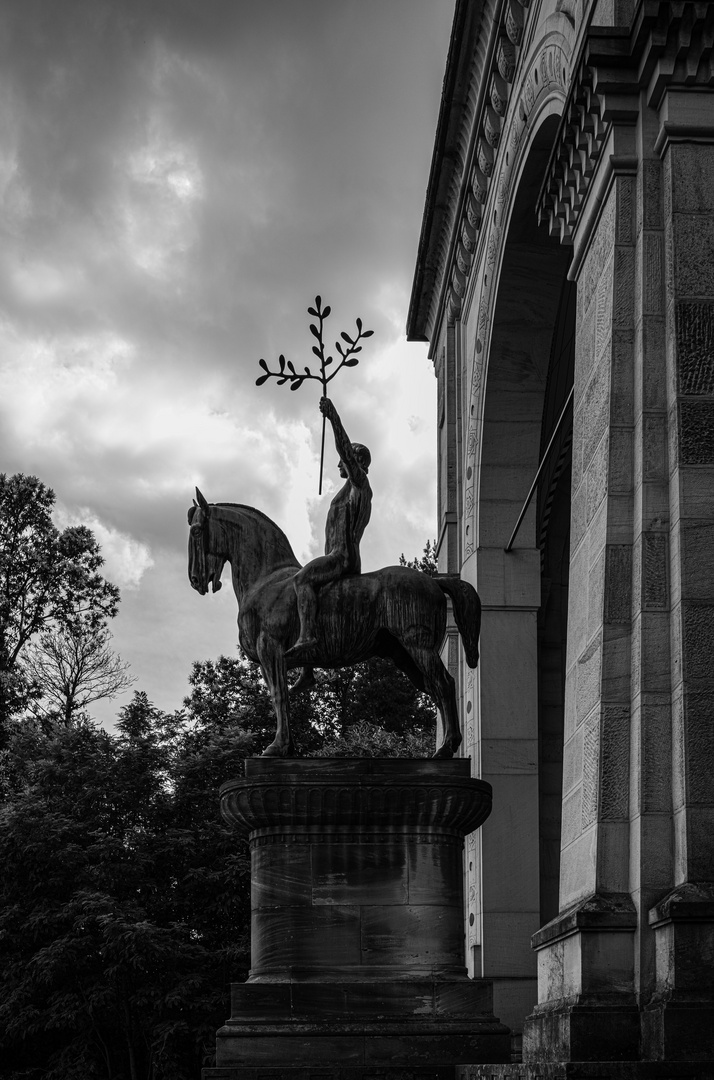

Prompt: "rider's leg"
[288,553,344,655]
[293,573,318,649]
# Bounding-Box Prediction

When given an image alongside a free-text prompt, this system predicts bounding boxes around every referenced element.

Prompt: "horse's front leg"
[257,635,295,757]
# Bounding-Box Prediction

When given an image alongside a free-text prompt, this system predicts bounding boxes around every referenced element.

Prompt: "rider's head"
[348,443,371,474]
[339,440,369,475]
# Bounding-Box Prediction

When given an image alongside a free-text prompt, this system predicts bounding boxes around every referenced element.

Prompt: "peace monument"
[189,300,510,1076]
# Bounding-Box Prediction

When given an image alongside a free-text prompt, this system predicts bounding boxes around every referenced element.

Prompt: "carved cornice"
[537,29,633,243]
[634,0,714,109]
[539,1,714,243]
[407,0,535,343]
[220,758,492,838]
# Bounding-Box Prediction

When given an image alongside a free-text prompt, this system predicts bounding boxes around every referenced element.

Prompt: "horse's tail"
[435,574,481,669]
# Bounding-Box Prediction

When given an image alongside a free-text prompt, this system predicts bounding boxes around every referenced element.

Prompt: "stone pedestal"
[203,758,510,1079]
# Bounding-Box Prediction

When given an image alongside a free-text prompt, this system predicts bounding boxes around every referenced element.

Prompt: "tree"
[0,695,254,1080]
[0,474,119,727]
[183,653,335,755]
[319,717,431,757]
[183,650,436,759]
[23,626,135,727]
[399,538,438,575]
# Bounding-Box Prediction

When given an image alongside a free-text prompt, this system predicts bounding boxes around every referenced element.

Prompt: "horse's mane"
[212,502,300,567]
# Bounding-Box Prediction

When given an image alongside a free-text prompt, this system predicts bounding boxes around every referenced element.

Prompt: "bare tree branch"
[23,625,136,725]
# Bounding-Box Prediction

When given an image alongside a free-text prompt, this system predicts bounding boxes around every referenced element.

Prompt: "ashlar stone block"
[676,301,714,395]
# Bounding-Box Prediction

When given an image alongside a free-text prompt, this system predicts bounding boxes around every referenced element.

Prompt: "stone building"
[408,0,714,1069]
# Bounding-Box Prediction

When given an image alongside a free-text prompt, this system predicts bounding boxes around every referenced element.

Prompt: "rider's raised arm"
[320,398,367,485]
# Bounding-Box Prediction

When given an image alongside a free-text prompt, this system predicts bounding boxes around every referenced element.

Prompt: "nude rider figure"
[286,396,372,665]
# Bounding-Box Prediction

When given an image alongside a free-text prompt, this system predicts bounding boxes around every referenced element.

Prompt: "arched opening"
[536,278,575,924]
[479,114,573,928]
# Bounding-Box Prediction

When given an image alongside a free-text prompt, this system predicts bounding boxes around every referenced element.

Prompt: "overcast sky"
[0,0,454,724]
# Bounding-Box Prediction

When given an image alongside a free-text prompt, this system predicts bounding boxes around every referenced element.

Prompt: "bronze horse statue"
[187,488,480,758]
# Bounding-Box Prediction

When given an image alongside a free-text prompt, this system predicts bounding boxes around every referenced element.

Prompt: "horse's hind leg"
[408,647,462,759]
[257,636,295,757]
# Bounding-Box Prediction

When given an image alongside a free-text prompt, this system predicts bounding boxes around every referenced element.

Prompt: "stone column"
[466,548,541,1042]
[204,758,510,1079]
[628,102,675,1046]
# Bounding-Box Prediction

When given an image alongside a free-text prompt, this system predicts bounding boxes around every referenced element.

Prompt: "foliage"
[183,651,436,758]
[183,653,324,755]
[399,538,438,576]
[319,718,432,758]
[0,474,120,728]
[309,657,435,748]
[0,695,253,1080]
[23,626,135,727]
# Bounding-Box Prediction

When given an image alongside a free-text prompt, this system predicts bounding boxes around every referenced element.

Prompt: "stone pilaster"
[467,548,541,1044]
[642,127,714,1059]
[524,169,641,1062]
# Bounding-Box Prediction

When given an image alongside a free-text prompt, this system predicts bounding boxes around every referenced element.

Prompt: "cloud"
[0,323,134,449]
[54,505,155,592]
[0,0,454,723]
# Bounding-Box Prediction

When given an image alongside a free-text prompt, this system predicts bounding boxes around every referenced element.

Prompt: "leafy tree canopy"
[0,697,253,1080]
[399,538,438,575]
[0,474,120,725]
[184,651,435,757]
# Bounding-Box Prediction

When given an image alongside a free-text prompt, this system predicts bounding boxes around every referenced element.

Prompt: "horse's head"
[187,487,225,595]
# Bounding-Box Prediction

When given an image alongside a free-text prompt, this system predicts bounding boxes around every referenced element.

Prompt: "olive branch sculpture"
[256,295,374,494]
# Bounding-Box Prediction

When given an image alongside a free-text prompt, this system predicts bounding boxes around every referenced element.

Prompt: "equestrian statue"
[187,397,480,758]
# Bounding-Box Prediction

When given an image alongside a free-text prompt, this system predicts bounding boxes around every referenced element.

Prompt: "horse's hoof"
[432,735,461,760]
[261,741,295,758]
[290,667,317,695]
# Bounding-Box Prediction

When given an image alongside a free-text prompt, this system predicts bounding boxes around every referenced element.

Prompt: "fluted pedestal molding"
[202,758,510,1080]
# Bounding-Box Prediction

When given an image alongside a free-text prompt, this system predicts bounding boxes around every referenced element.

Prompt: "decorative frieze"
[491,72,509,116]
[505,0,525,47]
[437,0,533,326]
[497,35,517,83]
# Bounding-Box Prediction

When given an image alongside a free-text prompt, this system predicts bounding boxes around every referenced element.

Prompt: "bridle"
[188,499,223,594]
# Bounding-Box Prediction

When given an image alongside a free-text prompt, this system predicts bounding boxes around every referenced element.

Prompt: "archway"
[477,111,573,978]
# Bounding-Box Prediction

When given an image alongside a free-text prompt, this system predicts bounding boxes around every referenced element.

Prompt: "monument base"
[457,1064,714,1080]
[203,758,510,1077]
[201,977,508,1076]
[208,1069,473,1080]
